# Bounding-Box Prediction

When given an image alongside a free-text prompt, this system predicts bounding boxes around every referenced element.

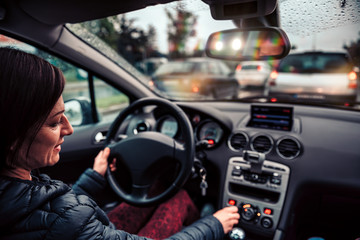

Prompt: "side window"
[0,34,129,126]
[93,77,129,122]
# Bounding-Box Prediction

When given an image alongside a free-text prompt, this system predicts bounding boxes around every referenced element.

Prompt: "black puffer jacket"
[0,169,224,240]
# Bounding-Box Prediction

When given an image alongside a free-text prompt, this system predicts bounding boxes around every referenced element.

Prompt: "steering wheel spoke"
[131,184,151,199]
[174,141,187,162]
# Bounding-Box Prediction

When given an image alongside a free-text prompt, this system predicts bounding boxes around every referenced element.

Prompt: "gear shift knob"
[229,227,246,240]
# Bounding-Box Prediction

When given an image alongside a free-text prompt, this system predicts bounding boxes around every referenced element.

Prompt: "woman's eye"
[50,118,63,128]
[50,122,60,128]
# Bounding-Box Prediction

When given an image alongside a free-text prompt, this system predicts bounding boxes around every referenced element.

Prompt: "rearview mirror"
[205,27,290,61]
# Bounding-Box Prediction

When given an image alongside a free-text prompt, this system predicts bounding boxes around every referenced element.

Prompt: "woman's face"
[18,96,74,170]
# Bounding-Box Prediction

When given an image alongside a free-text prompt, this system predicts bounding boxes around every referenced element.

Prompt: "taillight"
[348,71,357,89]
[236,64,242,71]
[269,70,278,86]
[192,85,199,93]
[257,65,262,71]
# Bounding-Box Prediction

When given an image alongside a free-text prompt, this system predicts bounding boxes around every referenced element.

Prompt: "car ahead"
[136,57,168,76]
[0,0,360,240]
[234,61,272,88]
[151,58,239,99]
[267,51,358,104]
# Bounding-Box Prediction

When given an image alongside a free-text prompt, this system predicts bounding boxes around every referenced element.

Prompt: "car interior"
[0,0,359,239]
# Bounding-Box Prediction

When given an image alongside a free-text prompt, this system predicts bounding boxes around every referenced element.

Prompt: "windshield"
[67,0,360,109]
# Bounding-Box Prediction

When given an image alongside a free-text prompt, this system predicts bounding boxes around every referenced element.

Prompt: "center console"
[223,151,290,238]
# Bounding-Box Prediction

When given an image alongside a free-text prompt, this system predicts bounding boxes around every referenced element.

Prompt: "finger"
[95,150,104,158]
[109,158,117,171]
[231,218,239,225]
[226,206,239,213]
[103,147,110,158]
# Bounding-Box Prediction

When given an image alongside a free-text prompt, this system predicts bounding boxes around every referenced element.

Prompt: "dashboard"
[122,101,360,239]
[125,105,230,149]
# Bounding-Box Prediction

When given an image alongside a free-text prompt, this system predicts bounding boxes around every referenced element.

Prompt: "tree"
[80,17,118,50]
[166,3,198,59]
[80,15,159,65]
[344,31,360,67]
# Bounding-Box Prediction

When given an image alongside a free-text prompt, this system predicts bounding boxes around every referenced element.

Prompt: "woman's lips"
[54,142,63,151]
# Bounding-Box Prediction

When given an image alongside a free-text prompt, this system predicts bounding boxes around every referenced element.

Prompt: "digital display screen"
[247,105,293,131]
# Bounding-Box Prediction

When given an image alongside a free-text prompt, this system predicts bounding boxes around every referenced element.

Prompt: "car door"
[0,34,130,184]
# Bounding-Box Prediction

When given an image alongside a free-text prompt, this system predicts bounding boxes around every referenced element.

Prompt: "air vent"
[277,137,301,159]
[228,132,248,151]
[251,135,273,154]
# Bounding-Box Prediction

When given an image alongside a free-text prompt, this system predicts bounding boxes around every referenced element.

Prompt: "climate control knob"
[240,203,257,221]
[261,217,273,229]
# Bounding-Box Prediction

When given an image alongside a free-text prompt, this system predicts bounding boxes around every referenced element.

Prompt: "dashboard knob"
[261,217,273,229]
[229,227,246,240]
[240,204,256,221]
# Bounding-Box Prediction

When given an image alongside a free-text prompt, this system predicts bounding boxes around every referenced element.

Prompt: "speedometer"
[197,121,223,147]
[159,116,178,138]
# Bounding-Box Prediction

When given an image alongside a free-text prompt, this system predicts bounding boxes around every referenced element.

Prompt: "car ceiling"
[17,0,177,25]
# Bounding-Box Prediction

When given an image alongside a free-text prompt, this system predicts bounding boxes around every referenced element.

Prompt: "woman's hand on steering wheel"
[93,147,116,177]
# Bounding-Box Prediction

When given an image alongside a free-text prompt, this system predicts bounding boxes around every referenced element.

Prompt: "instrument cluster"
[126,106,227,149]
[155,110,225,148]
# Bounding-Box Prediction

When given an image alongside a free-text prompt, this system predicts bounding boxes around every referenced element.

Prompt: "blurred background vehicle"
[136,57,168,76]
[151,57,239,99]
[235,61,272,89]
[267,51,358,104]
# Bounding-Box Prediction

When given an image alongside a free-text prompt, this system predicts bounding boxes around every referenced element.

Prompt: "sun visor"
[18,0,175,25]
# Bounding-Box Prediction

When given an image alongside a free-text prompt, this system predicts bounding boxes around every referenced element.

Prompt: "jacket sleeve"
[166,215,224,240]
[78,209,224,240]
[72,168,106,200]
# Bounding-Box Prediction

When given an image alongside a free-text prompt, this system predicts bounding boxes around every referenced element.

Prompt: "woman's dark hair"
[0,47,65,169]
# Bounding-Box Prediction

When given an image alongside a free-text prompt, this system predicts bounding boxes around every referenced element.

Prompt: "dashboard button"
[261,217,273,228]
[263,208,273,215]
[232,166,241,177]
[270,177,281,185]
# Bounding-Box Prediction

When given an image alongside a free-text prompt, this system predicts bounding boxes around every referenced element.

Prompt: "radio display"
[247,105,293,131]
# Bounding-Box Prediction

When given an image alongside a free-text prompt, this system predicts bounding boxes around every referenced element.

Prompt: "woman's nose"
[61,114,74,136]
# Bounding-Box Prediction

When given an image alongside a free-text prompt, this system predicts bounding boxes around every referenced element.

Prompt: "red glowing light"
[208,139,215,145]
[236,64,242,71]
[264,208,272,215]
[255,114,267,119]
[192,86,199,93]
[270,98,277,102]
[348,71,357,81]
[270,70,278,79]
[228,199,236,206]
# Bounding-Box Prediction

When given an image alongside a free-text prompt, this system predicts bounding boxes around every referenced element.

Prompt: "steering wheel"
[105,97,195,207]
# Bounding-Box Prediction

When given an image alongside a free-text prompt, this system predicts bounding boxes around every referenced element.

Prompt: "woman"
[0,47,240,240]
